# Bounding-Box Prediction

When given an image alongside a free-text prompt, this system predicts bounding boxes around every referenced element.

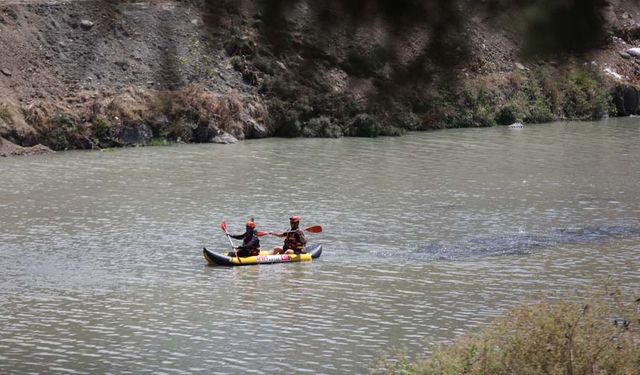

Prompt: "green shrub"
[472,105,497,127]
[374,286,639,375]
[272,107,302,137]
[230,55,245,72]
[456,87,497,128]
[301,116,338,138]
[350,113,380,137]
[178,34,216,81]
[495,105,519,125]
[223,35,257,58]
[148,138,169,147]
[394,111,422,131]
[41,113,79,151]
[302,116,343,138]
[561,67,611,120]
[522,79,554,123]
[379,124,406,136]
[93,116,115,147]
[162,115,197,142]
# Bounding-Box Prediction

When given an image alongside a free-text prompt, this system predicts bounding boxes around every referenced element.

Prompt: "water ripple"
[1,119,640,373]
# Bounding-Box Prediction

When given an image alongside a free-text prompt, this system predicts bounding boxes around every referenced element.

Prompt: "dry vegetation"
[17,85,268,150]
[374,285,640,375]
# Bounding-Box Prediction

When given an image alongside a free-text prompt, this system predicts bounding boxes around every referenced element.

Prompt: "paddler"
[227,220,261,257]
[269,215,307,255]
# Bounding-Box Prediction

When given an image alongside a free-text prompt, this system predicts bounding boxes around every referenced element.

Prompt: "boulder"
[192,120,218,143]
[212,131,238,144]
[350,113,380,137]
[245,118,269,138]
[603,67,623,80]
[0,137,52,157]
[302,116,343,138]
[117,123,152,146]
[626,47,640,57]
[508,122,524,128]
[80,20,94,30]
[612,85,640,116]
[620,51,632,59]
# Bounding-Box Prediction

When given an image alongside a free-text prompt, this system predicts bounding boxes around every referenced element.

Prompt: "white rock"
[626,47,640,57]
[604,67,623,80]
[212,131,238,144]
[508,122,524,128]
[80,20,94,29]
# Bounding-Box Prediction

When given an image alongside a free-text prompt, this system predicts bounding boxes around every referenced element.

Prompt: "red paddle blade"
[220,221,228,233]
[304,225,322,233]
[256,231,269,237]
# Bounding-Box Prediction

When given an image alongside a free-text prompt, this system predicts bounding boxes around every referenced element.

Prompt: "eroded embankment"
[0,0,267,155]
[3,0,640,156]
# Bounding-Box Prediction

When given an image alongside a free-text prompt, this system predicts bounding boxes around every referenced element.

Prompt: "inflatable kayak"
[203,244,323,266]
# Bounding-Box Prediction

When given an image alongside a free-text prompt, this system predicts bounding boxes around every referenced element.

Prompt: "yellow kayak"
[203,244,322,266]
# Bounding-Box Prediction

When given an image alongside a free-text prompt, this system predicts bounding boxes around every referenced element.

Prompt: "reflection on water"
[1,118,639,373]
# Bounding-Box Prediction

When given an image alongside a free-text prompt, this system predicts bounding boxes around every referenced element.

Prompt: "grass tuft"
[0,103,12,124]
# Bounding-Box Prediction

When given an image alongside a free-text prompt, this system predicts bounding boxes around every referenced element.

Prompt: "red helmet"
[246,220,256,229]
[289,215,300,223]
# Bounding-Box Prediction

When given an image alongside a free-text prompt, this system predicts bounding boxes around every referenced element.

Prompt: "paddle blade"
[220,221,228,233]
[304,225,322,233]
[256,231,269,237]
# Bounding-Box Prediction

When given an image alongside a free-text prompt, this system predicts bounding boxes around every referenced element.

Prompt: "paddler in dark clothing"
[269,215,307,255]
[228,220,261,257]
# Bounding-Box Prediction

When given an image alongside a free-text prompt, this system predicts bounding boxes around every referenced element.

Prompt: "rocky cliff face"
[2,0,640,155]
[0,0,265,154]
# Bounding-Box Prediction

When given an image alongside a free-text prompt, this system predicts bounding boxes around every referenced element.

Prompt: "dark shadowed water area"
[1,118,639,374]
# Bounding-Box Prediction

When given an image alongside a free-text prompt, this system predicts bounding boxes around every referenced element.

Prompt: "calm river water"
[1,119,639,374]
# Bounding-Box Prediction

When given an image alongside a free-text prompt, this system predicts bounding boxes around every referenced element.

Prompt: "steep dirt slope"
[2,0,640,156]
[0,0,266,154]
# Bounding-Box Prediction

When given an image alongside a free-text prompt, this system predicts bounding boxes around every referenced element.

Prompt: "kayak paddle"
[259,225,323,237]
[220,221,239,261]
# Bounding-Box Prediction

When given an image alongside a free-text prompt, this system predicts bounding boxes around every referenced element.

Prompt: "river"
[1,118,639,374]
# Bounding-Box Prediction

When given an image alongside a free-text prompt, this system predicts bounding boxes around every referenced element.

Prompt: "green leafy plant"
[148,138,170,147]
[92,116,116,147]
[561,67,611,120]
[37,113,80,151]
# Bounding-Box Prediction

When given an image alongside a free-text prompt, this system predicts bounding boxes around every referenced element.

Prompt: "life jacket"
[284,230,305,251]
[243,230,260,249]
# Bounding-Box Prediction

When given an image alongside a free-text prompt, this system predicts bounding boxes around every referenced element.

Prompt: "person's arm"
[229,233,245,240]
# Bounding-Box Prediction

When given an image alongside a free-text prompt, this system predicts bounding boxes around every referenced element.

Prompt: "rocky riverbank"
[3,0,640,156]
